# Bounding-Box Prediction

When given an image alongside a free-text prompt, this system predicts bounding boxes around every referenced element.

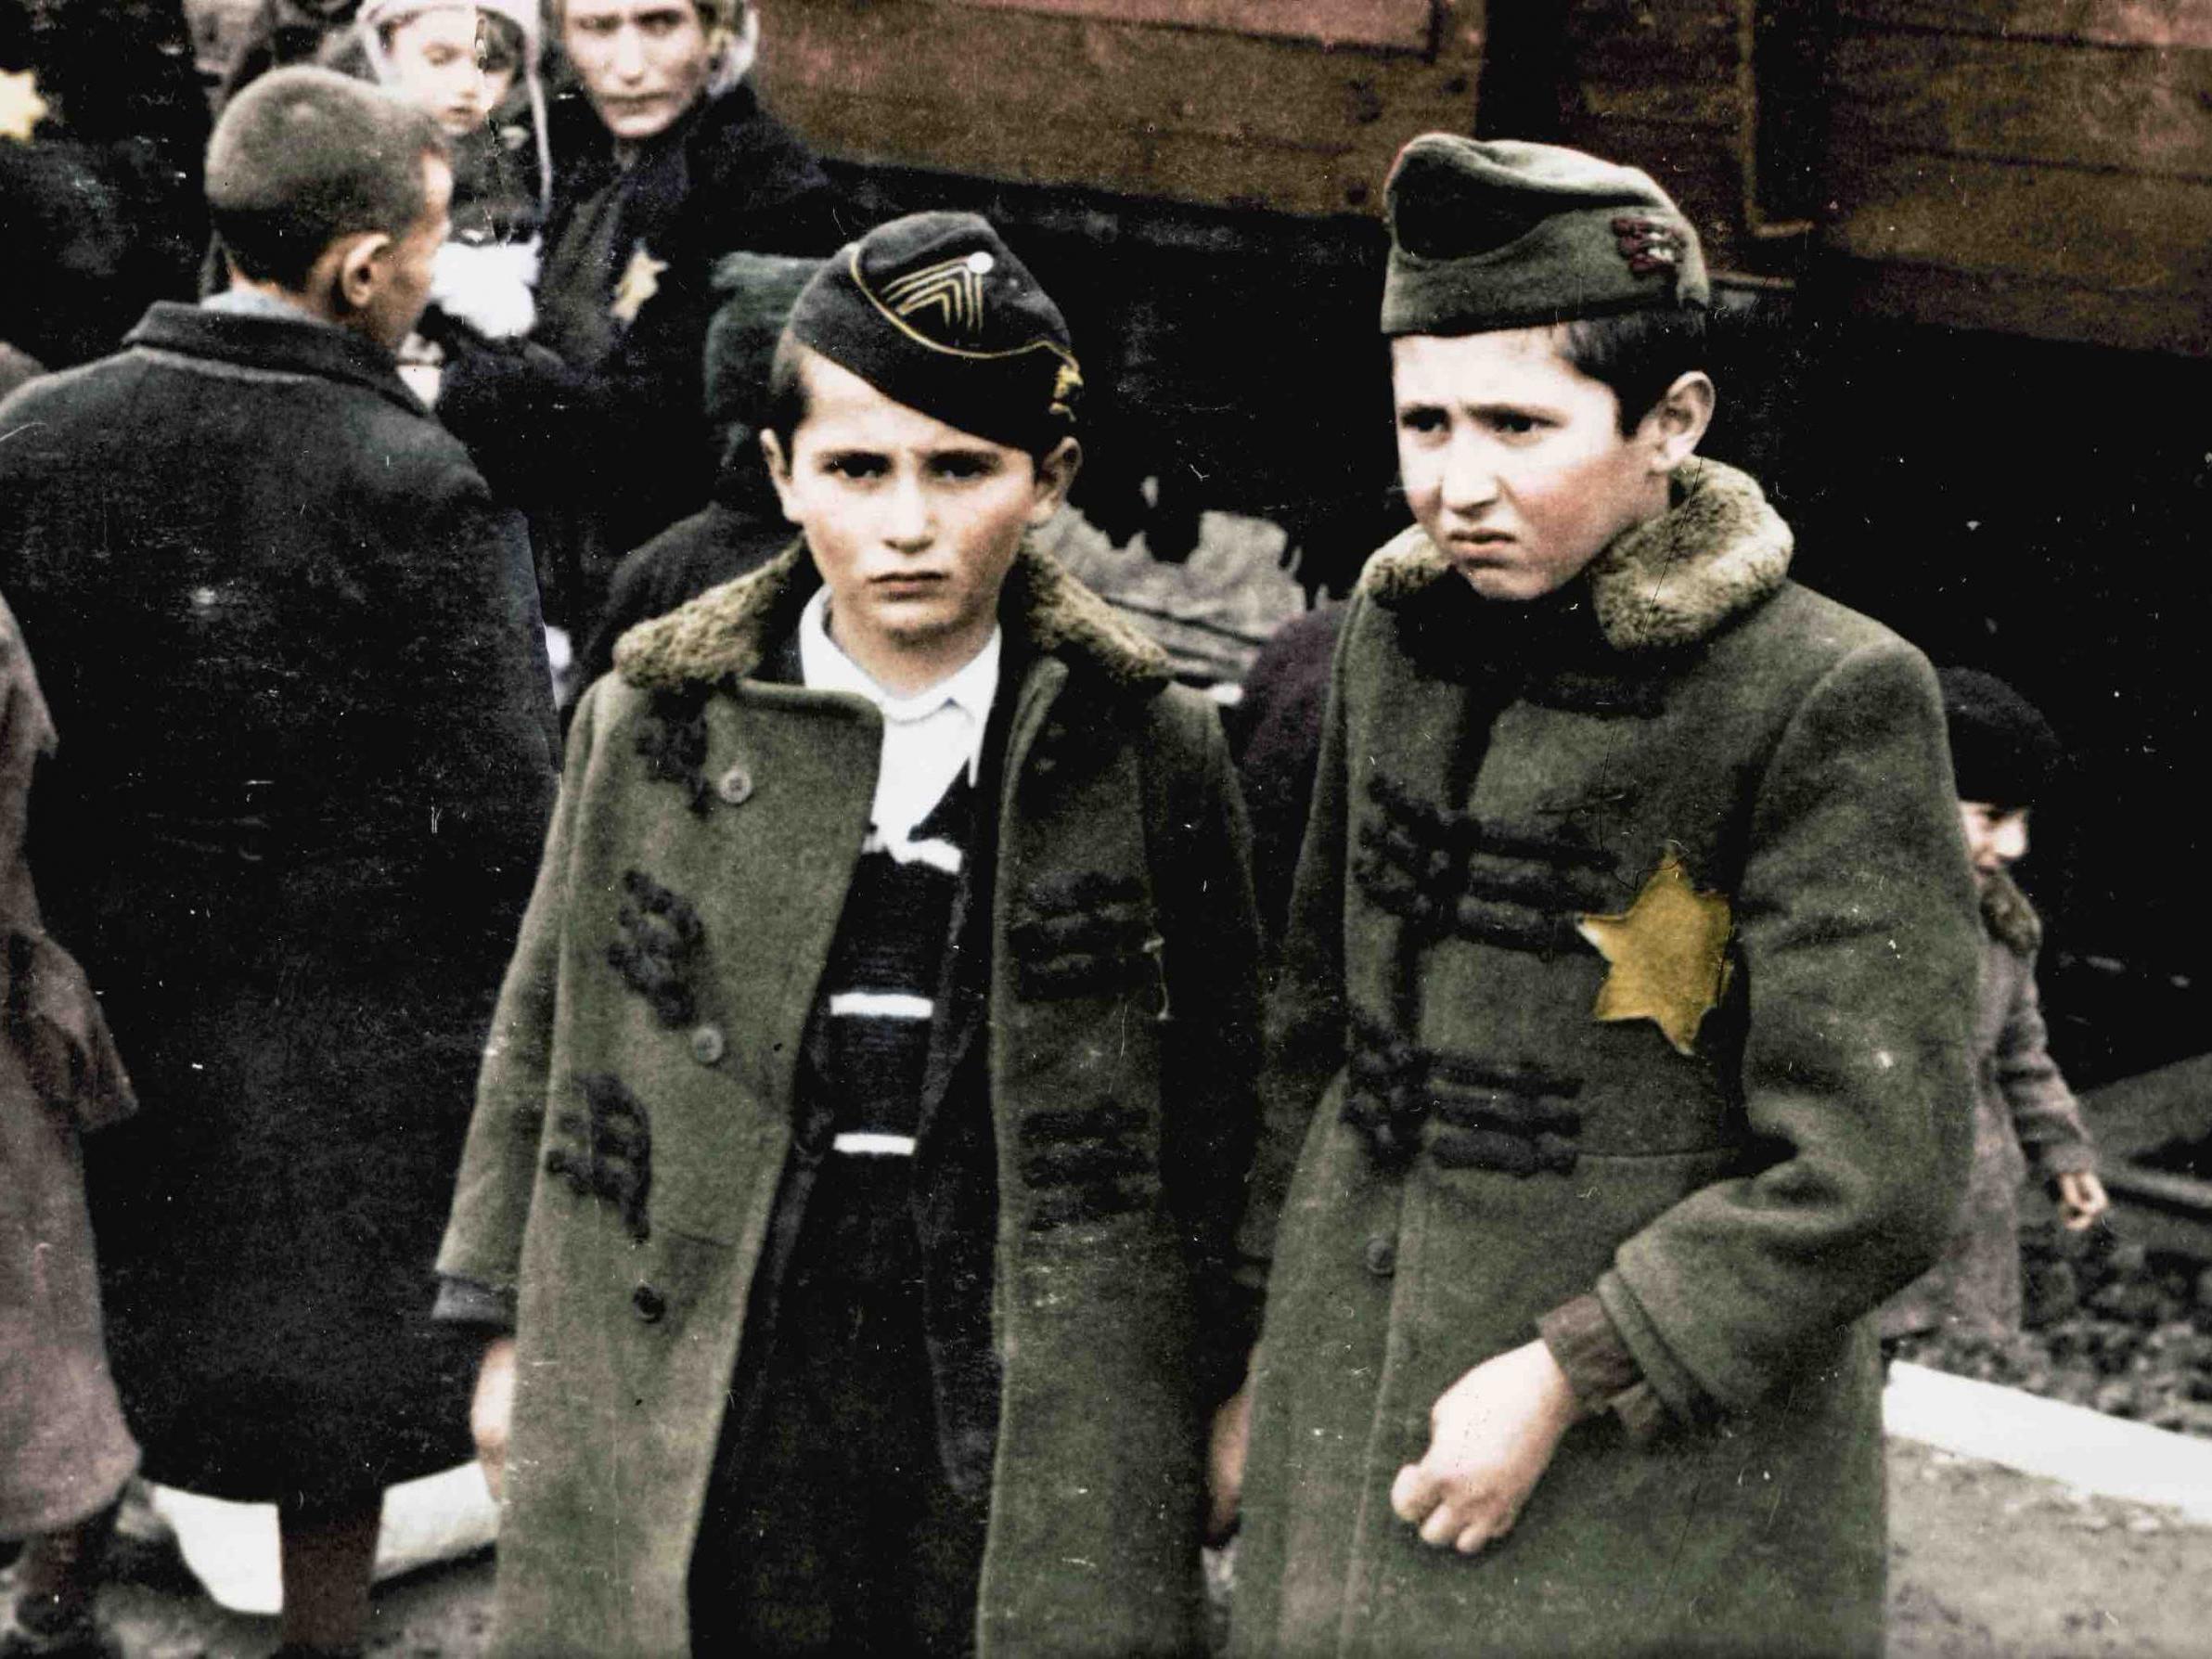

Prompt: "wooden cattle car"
[1817,1,2212,357]
[755,0,2212,357]
[754,0,1484,221]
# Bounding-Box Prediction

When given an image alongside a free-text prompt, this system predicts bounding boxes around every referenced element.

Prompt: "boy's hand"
[2055,1169,2111,1230]
[1205,1375,1254,1545]
[1391,1339,1578,1555]
[472,1335,517,1498]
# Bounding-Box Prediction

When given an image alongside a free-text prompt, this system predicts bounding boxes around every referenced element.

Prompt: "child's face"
[387,7,495,135]
[1959,801,2030,885]
[1391,327,1678,603]
[764,352,1077,690]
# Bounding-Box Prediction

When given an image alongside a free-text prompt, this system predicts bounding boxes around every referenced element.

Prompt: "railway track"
[2084,1053,2212,1263]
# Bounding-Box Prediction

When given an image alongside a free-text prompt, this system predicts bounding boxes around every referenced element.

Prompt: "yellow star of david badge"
[1576,848,1734,1057]
[1,68,50,145]
[609,244,668,326]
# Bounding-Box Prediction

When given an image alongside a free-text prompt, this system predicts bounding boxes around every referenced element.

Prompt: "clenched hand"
[1391,1339,1579,1555]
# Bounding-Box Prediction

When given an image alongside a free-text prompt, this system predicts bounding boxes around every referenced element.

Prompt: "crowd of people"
[1,5,2116,1657]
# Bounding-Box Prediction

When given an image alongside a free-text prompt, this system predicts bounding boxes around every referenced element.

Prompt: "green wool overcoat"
[1230,459,1981,1659]
[439,543,1261,1658]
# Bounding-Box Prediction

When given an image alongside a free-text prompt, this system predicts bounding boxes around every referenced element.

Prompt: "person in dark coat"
[0,0,208,372]
[1881,669,2110,1343]
[0,69,557,1659]
[439,212,1261,1657]
[1226,138,1980,1658]
[435,0,848,629]
[572,248,820,701]
[1226,600,1344,950]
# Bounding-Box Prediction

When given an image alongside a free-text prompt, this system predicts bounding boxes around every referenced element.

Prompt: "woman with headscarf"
[435,0,850,631]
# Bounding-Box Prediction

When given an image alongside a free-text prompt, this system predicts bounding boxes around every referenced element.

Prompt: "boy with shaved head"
[440,211,1261,1657]
[0,66,556,1659]
[1224,137,1981,1657]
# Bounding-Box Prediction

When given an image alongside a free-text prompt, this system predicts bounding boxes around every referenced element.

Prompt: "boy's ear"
[1640,370,1716,474]
[1026,436,1082,526]
[758,429,803,526]
[332,231,393,316]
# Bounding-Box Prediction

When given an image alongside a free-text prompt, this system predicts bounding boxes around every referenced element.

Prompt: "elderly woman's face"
[563,0,713,144]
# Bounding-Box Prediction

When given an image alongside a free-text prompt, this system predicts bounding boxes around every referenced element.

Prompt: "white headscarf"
[356,0,553,215]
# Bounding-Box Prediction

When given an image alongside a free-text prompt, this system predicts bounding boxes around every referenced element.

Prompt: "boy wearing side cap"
[1224,137,1980,1656]
[438,212,1261,1657]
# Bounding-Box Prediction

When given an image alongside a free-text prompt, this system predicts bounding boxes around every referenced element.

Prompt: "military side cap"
[785,212,1081,454]
[1381,135,1709,336]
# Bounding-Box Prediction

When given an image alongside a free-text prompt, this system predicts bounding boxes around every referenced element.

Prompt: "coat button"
[1364,1235,1396,1278]
[688,1023,726,1066]
[716,763,753,806]
[631,1283,666,1322]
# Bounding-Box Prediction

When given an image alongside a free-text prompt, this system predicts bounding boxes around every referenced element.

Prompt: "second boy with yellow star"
[1221,137,1984,1657]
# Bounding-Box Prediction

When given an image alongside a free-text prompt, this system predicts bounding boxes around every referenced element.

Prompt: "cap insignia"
[881,254,989,341]
[1049,359,1083,421]
[1611,215,1685,277]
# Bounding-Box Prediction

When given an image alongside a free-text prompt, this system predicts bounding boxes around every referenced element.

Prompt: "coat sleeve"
[1997,950,2099,1177]
[1150,687,1267,1407]
[437,678,605,1297]
[1236,594,1362,1283]
[1593,637,1981,1421]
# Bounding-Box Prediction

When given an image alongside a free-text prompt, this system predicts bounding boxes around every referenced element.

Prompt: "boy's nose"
[881,478,934,549]
[1440,445,1500,513]
[611,26,648,78]
[1992,816,2029,864]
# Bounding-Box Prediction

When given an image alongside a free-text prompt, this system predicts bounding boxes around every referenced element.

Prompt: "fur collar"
[1359,457,1794,652]
[613,536,1172,693]
[1981,870,2043,957]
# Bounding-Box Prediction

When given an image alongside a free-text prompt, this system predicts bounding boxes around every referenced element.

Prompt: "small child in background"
[347,0,551,361]
[1881,668,2111,1344]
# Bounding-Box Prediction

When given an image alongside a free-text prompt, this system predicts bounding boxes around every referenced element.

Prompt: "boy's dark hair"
[206,66,449,292]
[1556,304,1710,435]
[763,335,1060,468]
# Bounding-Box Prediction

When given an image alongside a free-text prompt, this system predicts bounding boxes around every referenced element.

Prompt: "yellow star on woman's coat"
[0,68,49,144]
[609,244,668,325]
[1576,849,1734,1057]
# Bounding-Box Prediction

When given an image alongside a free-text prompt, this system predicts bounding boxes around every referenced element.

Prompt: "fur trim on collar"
[1981,870,2043,957]
[613,536,1172,693]
[1359,457,1793,652]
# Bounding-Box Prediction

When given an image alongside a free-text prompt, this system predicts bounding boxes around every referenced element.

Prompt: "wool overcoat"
[1880,875,2097,1341]
[439,541,1262,1658]
[0,303,559,1504]
[0,591,138,1539]
[1229,460,1980,1659]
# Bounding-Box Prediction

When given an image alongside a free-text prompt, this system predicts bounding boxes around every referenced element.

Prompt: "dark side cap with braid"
[1939,668,2065,808]
[785,212,1082,454]
[1382,135,1710,336]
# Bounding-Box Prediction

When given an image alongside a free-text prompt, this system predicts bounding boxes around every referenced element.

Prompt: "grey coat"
[441,542,1262,1657]
[1231,460,1980,1659]
[1880,875,2098,1340]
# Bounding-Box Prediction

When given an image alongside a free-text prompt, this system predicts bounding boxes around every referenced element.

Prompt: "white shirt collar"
[796,586,1000,781]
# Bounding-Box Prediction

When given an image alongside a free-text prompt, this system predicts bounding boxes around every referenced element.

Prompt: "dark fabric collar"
[123,302,424,418]
[547,84,830,245]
